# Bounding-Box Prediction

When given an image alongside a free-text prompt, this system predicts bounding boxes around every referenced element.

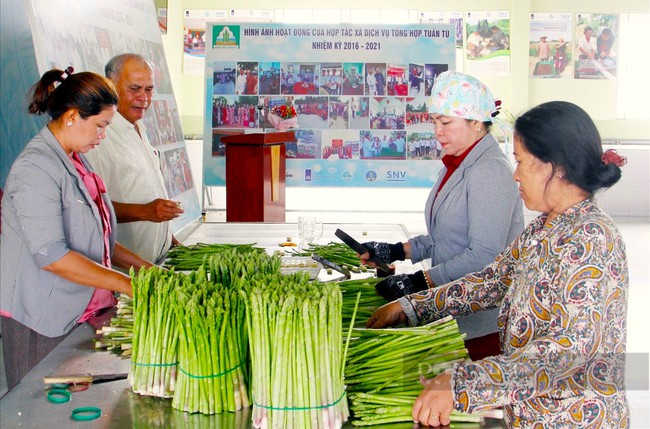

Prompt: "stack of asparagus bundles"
[170,249,280,414]
[345,317,479,426]
[242,273,350,429]
[129,266,180,398]
[96,243,268,356]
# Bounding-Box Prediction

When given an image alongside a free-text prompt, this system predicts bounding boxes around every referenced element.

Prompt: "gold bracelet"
[423,271,434,289]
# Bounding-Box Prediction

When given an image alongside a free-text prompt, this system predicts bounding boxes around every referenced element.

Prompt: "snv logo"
[386,170,407,181]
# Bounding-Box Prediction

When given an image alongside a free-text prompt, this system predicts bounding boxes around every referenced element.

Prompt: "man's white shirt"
[85,112,172,263]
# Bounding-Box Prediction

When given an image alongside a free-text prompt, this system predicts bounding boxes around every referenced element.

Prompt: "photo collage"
[210,60,449,161]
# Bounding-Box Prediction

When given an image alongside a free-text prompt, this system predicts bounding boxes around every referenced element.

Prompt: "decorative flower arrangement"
[268,102,298,131]
[271,102,297,119]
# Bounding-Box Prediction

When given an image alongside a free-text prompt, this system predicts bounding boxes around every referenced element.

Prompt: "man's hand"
[145,198,184,222]
[113,199,183,223]
[171,235,183,247]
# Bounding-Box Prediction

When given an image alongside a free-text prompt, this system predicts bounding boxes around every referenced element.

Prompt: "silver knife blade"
[311,254,352,278]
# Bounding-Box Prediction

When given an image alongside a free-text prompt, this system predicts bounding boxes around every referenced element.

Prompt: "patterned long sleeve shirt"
[399,197,629,428]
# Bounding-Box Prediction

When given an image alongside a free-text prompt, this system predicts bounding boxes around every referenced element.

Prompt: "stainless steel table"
[183,222,428,280]
[1,222,505,428]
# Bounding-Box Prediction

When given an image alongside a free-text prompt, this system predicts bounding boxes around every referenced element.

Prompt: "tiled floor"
[1,211,648,427]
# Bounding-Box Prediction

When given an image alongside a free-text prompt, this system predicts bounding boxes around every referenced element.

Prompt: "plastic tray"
[279,256,322,280]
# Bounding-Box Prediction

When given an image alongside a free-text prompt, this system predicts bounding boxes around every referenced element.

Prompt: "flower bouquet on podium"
[268,102,298,131]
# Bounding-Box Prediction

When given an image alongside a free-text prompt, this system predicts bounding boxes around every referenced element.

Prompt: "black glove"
[375,271,428,301]
[362,241,405,264]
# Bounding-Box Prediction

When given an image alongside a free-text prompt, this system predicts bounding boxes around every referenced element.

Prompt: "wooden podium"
[221,131,295,222]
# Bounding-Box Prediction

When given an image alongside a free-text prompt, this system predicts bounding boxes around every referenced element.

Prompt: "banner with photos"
[203,23,456,188]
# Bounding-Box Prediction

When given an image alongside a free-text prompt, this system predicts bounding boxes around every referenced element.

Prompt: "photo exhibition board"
[202,23,456,188]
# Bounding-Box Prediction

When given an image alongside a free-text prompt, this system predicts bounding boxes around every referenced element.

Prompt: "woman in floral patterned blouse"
[367,101,629,428]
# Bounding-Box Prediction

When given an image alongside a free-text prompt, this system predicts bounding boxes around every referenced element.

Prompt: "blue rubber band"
[178,360,244,379]
[254,389,347,411]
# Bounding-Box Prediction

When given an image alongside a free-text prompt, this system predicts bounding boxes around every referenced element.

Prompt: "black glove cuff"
[406,271,428,292]
[375,271,428,301]
[388,243,405,262]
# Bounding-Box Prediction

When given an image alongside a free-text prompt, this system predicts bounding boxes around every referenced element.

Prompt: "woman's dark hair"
[28,69,118,120]
[514,101,622,193]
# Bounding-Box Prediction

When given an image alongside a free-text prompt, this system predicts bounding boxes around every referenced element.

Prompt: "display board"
[574,13,619,80]
[464,10,511,76]
[202,23,456,188]
[2,0,201,234]
[529,13,573,79]
[0,0,44,190]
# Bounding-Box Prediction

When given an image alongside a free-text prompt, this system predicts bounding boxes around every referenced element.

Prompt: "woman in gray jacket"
[360,72,524,359]
[1,68,154,390]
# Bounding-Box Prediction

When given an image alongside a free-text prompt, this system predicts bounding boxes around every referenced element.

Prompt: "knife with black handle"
[334,228,392,273]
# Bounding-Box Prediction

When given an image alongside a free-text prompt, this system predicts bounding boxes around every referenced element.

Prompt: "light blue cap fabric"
[428,71,497,122]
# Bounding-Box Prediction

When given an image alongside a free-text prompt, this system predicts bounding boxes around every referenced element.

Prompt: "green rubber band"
[47,388,71,404]
[254,389,347,411]
[51,383,70,389]
[178,360,244,379]
[131,361,178,367]
[71,406,102,421]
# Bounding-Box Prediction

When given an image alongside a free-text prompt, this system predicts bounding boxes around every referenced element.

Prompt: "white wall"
[597,145,650,216]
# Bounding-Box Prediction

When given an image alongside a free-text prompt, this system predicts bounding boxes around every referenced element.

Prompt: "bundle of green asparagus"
[170,249,281,414]
[288,242,370,273]
[338,277,386,330]
[171,268,249,414]
[345,317,478,426]
[94,294,133,356]
[164,242,265,270]
[243,274,350,429]
[129,266,180,398]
